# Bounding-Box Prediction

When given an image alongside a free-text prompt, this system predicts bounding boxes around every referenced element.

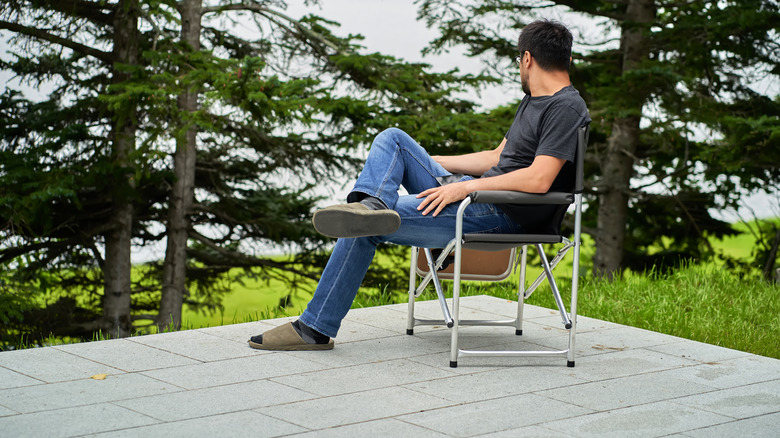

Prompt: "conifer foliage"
[418,0,779,278]
[0,0,498,345]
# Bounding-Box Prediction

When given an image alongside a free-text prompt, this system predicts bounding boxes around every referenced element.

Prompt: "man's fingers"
[416,187,436,198]
[417,185,462,216]
[428,201,442,216]
[416,194,432,211]
[421,197,437,215]
[416,188,440,211]
[422,193,448,216]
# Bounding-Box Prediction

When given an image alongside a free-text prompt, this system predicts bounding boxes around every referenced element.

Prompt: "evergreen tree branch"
[0,20,113,63]
[188,229,320,281]
[201,3,342,53]
[45,0,114,26]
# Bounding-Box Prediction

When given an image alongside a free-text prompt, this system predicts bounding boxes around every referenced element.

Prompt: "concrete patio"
[1,295,778,437]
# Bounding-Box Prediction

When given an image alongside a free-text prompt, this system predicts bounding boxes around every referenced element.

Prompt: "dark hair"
[517,20,573,72]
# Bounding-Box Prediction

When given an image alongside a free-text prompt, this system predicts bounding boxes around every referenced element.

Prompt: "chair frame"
[406,124,589,367]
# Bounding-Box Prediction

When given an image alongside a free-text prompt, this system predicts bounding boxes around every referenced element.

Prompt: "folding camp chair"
[406,124,589,367]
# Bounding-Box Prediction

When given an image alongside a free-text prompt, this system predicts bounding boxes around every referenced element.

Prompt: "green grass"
[180,272,314,329]
[578,265,779,358]
[478,263,780,359]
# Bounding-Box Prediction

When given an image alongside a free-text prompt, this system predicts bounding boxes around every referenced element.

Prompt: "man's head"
[516,20,573,95]
[517,19,573,72]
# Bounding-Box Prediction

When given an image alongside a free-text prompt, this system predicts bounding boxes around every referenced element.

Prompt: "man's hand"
[416,181,473,217]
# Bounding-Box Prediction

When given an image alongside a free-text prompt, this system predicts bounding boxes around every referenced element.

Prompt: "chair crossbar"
[423,248,453,327]
[411,318,518,328]
[457,349,569,360]
[536,243,572,329]
[412,241,457,298]
[463,233,563,246]
[521,239,574,300]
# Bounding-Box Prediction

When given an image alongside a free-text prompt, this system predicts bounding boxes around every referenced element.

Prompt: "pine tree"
[0,0,502,344]
[417,0,780,278]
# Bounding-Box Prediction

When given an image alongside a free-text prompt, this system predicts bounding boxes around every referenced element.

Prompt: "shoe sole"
[248,340,334,351]
[313,208,401,238]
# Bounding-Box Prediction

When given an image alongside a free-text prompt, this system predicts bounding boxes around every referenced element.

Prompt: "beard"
[521,80,530,95]
[520,70,530,95]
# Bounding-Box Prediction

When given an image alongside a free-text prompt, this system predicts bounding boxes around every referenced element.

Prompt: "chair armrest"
[469,190,573,205]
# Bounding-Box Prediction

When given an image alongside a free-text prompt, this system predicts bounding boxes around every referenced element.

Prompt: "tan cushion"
[416,248,515,281]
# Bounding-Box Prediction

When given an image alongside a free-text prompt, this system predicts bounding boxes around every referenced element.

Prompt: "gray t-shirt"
[482,84,590,233]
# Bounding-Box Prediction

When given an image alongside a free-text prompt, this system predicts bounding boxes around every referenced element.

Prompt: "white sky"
[281,0,524,108]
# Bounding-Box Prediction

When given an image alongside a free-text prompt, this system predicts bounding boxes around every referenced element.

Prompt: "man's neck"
[529,71,571,97]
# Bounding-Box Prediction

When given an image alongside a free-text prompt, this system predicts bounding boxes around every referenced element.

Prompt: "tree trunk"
[157,0,202,330]
[593,0,655,280]
[102,0,139,337]
[763,228,780,283]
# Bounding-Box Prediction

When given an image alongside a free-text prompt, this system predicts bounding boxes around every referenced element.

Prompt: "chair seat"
[462,233,563,251]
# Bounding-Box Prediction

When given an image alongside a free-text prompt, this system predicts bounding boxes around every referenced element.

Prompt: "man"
[248,19,590,350]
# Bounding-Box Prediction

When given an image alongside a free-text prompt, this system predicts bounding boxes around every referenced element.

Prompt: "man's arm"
[416,154,566,217]
[432,138,506,176]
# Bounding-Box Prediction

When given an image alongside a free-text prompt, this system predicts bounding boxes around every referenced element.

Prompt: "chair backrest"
[547,124,589,234]
[574,124,590,194]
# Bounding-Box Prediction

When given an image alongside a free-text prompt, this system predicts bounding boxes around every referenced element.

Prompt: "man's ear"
[523,51,533,67]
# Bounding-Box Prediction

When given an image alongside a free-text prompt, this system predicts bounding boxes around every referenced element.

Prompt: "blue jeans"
[298,128,522,337]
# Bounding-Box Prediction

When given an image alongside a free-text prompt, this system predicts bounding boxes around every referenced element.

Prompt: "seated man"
[249,19,590,350]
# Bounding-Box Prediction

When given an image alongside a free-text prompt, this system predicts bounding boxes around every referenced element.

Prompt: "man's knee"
[374,127,407,146]
[379,127,405,137]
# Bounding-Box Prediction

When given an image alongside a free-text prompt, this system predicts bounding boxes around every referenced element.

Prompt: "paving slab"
[399,393,593,437]
[84,410,307,438]
[52,337,200,372]
[681,411,780,438]
[0,403,159,438]
[0,366,42,390]
[537,368,720,411]
[193,319,277,342]
[473,424,570,437]
[0,405,18,418]
[260,386,453,430]
[113,379,315,422]
[336,305,410,332]
[291,418,451,438]
[270,357,457,397]
[540,401,732,438]
[653,354,780,389]
[673,379,780,419]
[0,347,124,383]
[283,332,444,368]
[646,339,752,363]
[140,351,329,390]
[128,328,259,362]
[402,364,588,403]
[0,295,778,438]
[0,372,181,414]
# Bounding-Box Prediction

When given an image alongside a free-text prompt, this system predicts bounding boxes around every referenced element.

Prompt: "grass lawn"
[180,271,315,330]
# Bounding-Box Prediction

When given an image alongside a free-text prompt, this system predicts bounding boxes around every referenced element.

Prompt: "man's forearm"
[462,154,566,194]
[416,155,566,217]
[433,138,505,176]
[433,151,495,175]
